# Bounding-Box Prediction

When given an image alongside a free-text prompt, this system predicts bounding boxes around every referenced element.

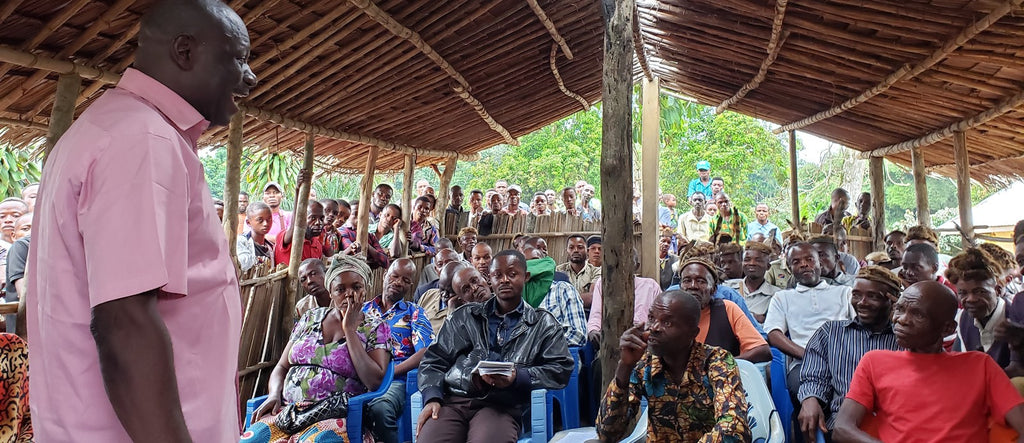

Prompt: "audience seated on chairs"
[797,266,902,442]
[724,241,780,324]
[597,290,751,441]
[415,250,573,442]
[520,238,588,347]
[556,234,602,308]
[810,236,855,288]
[947,247,1022,369]
[834,281,1024,442]
[678,257,770,363]
[414,248,461,302]
[244,255,392,443]
[363,258,433,443]
[295,259,330,319]
[586,249,661,347]
[764,242,854,410]
[419,261,469,333]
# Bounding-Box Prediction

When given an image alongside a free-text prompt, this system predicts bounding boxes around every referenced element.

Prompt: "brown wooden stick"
[715,0,788,114]
[549,44,591,110]
[526,0,573,59]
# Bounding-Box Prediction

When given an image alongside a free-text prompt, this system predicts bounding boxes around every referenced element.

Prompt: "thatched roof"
[638,0,1024,185]
[0,0,603,171]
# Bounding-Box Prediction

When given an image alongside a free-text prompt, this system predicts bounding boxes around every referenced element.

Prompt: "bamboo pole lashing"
[526,0,573,60]
[632,2,653,82]
[715,0,788,114]
[771,0,1024,134]
[549,44,591,110]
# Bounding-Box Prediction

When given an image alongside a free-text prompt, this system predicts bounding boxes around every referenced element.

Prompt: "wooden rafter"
[632,3,652,81]
[925,150,1024,172]
[0,117,47,132]
[0,0,91,83]
[773,0,1024,134]
[861,87,1024,158]
[715,0,788,114]
[526,0,573,59]
[549,44,590,110]
[0,44,478,161]
[347,0,520,146]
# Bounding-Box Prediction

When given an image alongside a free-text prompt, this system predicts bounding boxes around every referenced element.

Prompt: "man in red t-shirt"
[834,280,1024,442]
[275,199,333,267]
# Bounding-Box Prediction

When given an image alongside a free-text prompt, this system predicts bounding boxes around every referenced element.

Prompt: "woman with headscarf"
[243,255,393,443]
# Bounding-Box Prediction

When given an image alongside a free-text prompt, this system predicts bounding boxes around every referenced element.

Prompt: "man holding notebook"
[416,249,573,442]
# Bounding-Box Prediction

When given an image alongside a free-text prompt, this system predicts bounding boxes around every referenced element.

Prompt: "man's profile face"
[490,255,527,304]
[263,187,282,208]
[900,251,937,286]
[373,185,393,208]
[298,263,328,298]
[788,245,822,286]
[680,264,714,308]
[811,243,838,276]
[892,285,952,350]
[755,205,769,223]
[188,12,257,126]
[664,195,676,209]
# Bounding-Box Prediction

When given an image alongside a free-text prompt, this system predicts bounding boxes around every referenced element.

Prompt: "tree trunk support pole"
[44,73,82,163]
[223,111,245,273]
[911,147,930,227]
[357,147,380,249]
[869,156,886,252]
[284,132,315,340]
[953,131,974,248]
[599,0,636,390]
[788,130,800,230]
[640,77,659,280]
[435,157,457,236]
[403,154,416,227]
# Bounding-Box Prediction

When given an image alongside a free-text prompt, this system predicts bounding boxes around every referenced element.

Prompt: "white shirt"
[763,280,854,368]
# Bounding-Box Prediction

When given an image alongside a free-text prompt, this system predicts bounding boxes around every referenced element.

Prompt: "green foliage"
[0,148,41,199]
[199,147,228,200]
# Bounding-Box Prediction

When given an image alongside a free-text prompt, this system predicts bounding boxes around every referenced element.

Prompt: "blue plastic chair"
[547,398,648,443]
[737,358,786,443]
[544,347,582,437]
[409,389,547,443]
[244,361,396,442]
[769,347,794,441]
[399,368,419,443]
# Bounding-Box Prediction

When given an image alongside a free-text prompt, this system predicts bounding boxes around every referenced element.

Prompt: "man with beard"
[262,181,291,243]
[797,266,901,441]
[597,290,751,441]
[364,258,433,443]
[471,243,494,280]
[557,235,601,307]
[835,281,1024,442]
[275,196,334,267]
[678,191,712,243]
[764,242,854,405]
[294,258,330,318]
[678,258,770,362]
[368,183,394,226]
[726,241,780,323]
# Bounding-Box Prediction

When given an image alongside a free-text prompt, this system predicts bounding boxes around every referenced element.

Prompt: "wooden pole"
[402,154,416,227]
[599,0,636,390]
[223,111,245,272]
[911,146,931,227]
[788,130,800,230]
[357,146,380,249]
[868,156,886,252]
[640,77,659,280]
[435,157,457,236]
[283,132,315,338]
[953,131,974,248]
[44,73,82,162]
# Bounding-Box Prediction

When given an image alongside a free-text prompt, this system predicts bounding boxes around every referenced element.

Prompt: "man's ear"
[525,271,531,281]
[170,34,198,71]
[941,319,958,339]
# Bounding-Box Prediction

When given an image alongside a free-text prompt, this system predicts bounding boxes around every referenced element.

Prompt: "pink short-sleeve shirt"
[27,68,242,442]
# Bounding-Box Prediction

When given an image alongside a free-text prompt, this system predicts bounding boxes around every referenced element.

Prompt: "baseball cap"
[508,185,522,194]
[696,160,711,171]
[586,235,602,248]
[263,181,282,193]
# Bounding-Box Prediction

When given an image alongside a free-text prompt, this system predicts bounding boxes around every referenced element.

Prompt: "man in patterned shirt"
[598,290,752,442]
[363,258,433,443]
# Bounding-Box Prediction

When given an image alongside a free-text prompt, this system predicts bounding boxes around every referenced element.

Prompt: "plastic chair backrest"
[409,389,547,443]
[346,360,395,440]
[768,347,793,439]
[737,358,785,443]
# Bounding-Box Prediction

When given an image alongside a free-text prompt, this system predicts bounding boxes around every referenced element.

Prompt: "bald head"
[438,261,469,293]
[894,280,959,352]
[911,280,958,322]
[136,0,257,126]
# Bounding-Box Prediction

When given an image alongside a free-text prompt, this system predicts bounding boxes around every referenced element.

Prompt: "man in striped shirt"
[797,266,902,441]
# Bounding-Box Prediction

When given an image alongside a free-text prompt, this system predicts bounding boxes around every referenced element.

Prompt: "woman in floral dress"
[243,255,392,443]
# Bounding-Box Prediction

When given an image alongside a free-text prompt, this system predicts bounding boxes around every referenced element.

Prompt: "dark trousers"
[417,395,521,443]
[787,362,804,421]
[366,381,405,443]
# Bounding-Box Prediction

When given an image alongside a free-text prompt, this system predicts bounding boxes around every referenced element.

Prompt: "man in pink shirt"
[26,1,257,442]
[586,250,662,346]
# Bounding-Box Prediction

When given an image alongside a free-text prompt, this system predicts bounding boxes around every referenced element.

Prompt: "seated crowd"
[6,162,1024,443]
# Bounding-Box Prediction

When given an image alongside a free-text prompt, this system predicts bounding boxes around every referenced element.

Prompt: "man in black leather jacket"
[415,249,573,442]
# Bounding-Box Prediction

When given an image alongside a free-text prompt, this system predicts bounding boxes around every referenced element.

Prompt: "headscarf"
[855,265,902,302]
[325,253,372,291]
[524,256,556,308]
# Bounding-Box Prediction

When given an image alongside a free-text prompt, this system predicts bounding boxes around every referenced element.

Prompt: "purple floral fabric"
[281,307,391,405]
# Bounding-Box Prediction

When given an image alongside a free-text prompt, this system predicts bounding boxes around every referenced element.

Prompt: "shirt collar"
[795,280,830,292]
[846,318,895,334]
[975,297,1007,332]
[488,297,525,319]
[116,68,210,148]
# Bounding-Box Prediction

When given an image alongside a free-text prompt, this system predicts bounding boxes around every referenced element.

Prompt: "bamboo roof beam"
[715,0,788,114]
[549,43,590,110]
[0,44,477,162]
[773,0,1024,134]
[347,0,520,146]
[632,3,652,81]
[249,6,351,73]
[861,87,1024,158]
[526,0,573,60]
[0,0,91,82]
[926,151,1024,172]
[0,117,47,132]
[0,0,26,25]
